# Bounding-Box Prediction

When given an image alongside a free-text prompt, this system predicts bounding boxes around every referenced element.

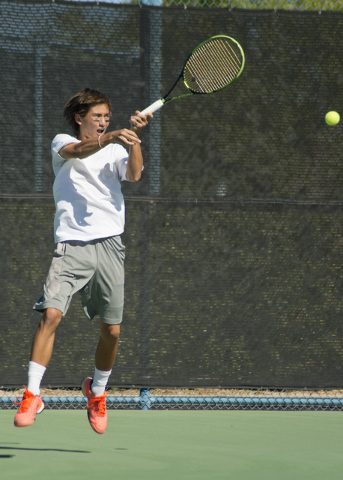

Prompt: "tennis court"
[1,2,343,479]
[1,410,342,480]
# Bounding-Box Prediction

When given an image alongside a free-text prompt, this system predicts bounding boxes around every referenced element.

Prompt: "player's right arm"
[59,129,142,160]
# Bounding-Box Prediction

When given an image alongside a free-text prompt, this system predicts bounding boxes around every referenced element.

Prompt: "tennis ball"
[325,111,340,126]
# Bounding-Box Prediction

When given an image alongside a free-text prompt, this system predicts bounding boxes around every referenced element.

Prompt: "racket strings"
[187,42,241,91]
[184,38,243,93]
[196,41,241,78]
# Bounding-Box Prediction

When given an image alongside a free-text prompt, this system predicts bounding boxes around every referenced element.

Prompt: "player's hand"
[110,128,142,147]
[130,111,153,134]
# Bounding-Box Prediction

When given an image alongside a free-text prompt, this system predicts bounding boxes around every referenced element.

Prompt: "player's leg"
[31,307,62,367]
[81,236,125,434]
[81,322,121,435]
[14,308,62,427]
[95,321,120,372]
[82,322,120,397]
[15,241,95,428]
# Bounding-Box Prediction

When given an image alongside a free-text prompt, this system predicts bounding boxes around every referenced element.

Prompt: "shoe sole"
[81,377,92,398]
[87,410,105,434]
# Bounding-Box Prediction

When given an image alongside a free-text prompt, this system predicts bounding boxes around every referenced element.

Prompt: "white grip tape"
[140,99,164,115]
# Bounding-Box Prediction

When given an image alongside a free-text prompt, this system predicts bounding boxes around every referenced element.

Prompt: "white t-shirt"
[52,133,129,243]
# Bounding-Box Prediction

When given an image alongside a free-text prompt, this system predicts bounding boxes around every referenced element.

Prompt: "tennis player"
[14,88,152,434]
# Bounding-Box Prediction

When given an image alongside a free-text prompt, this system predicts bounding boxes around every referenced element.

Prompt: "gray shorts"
[34,236,125,325]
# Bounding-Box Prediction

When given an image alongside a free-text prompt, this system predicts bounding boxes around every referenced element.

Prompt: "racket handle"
[140,99,164,116]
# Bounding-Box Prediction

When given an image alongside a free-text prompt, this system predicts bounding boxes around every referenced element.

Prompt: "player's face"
[76,104,110,140]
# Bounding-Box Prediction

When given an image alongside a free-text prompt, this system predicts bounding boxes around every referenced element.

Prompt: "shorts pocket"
[108,236,126,261]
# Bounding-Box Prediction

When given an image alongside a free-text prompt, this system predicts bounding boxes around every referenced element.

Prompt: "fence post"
[140,388,151,410]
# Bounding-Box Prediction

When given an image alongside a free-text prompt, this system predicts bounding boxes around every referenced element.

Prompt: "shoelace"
[15,388,34,412]
[88,395,106,416]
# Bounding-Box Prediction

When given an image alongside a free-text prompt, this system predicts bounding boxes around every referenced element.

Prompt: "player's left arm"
[126,111,153,182]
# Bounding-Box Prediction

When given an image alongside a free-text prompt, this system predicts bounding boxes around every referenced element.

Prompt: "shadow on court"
[0,445,91,453]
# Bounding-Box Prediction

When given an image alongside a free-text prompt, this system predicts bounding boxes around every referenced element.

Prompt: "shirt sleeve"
[51,134,80,176]
[114,144,130,182]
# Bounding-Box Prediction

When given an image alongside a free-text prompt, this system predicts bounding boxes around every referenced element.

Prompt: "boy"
[14,88,152,434]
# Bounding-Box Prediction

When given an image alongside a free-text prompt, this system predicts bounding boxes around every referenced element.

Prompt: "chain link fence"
[2,387,343,410]
[89,0,343,12]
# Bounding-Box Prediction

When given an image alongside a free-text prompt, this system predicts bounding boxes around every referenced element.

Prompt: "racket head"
[182,35,245,94]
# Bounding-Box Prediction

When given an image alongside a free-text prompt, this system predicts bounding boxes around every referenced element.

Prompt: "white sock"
[27,361,46,396]
[91,367,112,397]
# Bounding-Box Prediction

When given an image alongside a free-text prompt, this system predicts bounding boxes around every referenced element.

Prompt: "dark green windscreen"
[1,3,343,387]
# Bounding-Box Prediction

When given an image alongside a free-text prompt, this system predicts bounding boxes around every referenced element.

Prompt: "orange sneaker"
[14,388,44,427]
[81,377,107,434]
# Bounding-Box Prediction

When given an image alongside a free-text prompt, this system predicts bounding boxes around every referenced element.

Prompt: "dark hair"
[63,88,112,136]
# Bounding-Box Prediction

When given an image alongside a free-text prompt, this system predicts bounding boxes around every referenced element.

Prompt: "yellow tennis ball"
[325,111,340,126]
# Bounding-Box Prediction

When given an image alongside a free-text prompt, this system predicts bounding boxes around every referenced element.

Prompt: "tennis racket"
[140,35,245,116]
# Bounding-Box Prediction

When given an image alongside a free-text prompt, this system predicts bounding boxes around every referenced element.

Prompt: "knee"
[41,308,62,331]
[101,324,120,344]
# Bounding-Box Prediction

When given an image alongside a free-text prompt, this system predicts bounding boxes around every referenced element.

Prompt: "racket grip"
[140,99,164,116]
